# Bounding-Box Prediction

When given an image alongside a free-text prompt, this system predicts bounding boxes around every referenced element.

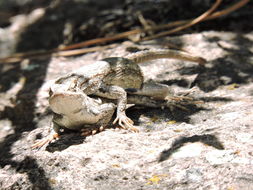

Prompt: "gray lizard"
[32,49,206,148]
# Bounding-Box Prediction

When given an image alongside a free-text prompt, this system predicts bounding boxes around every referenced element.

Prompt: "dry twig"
[0,0,249,63]
[142,0,222,41]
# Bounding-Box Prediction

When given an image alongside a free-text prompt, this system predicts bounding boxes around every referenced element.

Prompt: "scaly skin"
[32,49,206,148]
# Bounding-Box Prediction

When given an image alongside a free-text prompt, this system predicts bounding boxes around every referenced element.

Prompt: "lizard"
[32,49,206,148]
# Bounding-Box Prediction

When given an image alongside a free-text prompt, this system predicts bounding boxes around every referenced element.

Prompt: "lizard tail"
[125,49,206,65]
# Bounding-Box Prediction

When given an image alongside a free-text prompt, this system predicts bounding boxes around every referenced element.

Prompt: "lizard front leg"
[32,122,60,149]
[95,85,138,132]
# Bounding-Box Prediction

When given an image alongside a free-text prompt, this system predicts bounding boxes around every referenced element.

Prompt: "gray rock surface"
[1,31,253,190]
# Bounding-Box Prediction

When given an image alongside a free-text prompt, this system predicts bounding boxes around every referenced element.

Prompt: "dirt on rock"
[0,1,253,190]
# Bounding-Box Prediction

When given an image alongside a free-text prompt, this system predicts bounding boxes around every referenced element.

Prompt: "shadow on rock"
[129,95,232,126]
[193,34,253,92]
[16,156,53,190]
[45,133,86,152]
[158,134,224,162]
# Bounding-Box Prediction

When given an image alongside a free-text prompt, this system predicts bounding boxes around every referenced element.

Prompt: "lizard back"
[102,57,144,89]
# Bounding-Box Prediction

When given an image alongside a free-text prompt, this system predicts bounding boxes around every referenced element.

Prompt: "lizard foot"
[165,96,204,111]
[113,113,139,132]
[31,133,59,149]
[81,126,106,136]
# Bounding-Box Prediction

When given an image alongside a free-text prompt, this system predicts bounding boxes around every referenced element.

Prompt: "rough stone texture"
[1,1,253,189]
[1,0,252,57]
[0,31,253,190]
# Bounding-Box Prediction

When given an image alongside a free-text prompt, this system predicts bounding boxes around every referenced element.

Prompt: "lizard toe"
[31,133,59,149]
[114,114,139,132]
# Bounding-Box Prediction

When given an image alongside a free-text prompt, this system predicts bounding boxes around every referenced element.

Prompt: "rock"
[1,1,253,189]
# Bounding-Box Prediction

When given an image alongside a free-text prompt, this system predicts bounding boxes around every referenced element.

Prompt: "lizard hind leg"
[126,81,173,100]
[126,82,203,111]
[165,95,204,112]
[164,86,204,110]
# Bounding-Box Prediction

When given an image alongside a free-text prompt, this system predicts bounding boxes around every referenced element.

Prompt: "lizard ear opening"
[49,88,53,96]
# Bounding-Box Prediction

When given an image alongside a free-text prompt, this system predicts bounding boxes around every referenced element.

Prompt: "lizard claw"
[113,113,139,132]
[31,133,59,149]
[81,126,106,136]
